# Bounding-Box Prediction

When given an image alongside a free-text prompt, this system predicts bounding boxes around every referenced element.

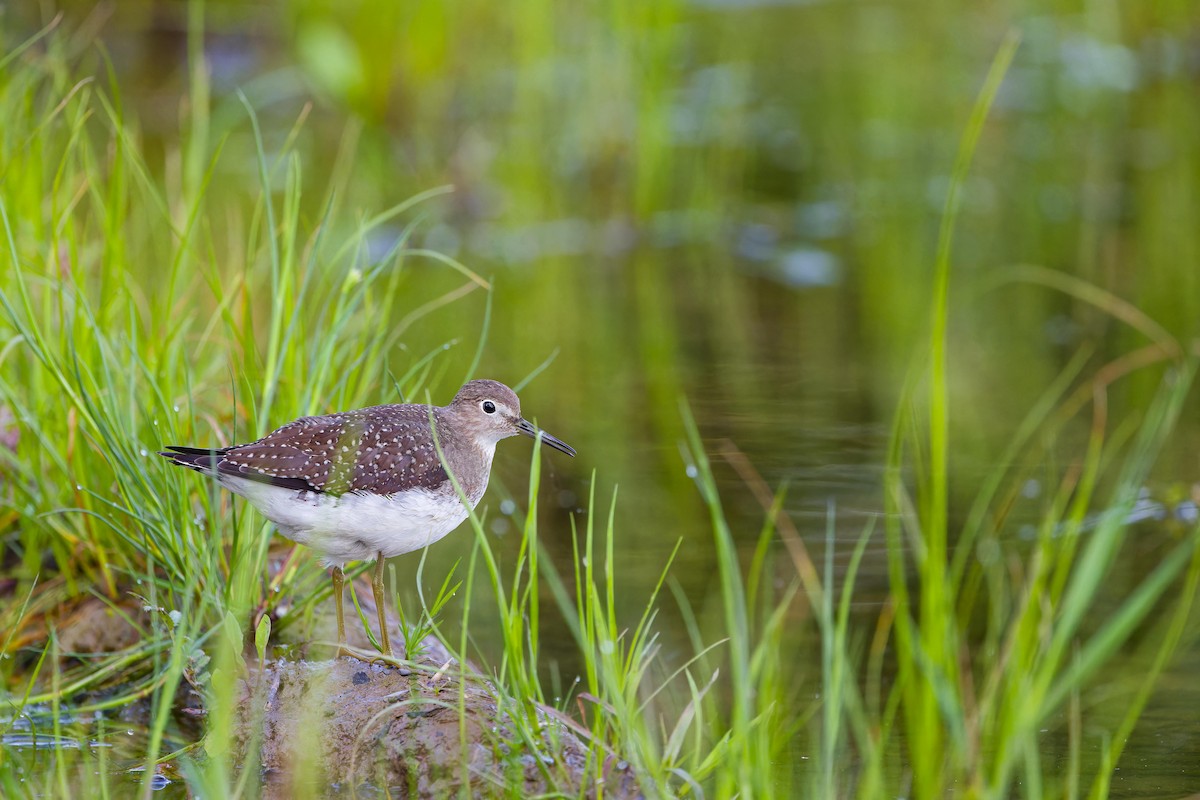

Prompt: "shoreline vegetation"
[3,12,1200,800]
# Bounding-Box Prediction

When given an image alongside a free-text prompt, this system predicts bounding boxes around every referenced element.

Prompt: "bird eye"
[482,401,496,414]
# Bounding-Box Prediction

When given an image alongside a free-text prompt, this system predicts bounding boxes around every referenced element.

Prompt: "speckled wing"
[220,404,451,496]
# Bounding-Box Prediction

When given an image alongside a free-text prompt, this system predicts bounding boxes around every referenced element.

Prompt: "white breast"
[218,474,486,566]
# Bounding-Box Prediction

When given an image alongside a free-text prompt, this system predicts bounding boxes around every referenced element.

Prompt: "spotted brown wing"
[219,405,451,496]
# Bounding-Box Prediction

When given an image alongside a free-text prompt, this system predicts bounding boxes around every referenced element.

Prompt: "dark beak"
[517,419,576,457]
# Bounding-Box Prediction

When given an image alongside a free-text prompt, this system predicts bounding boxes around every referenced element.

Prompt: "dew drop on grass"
[173,405,180,412]
[685,464,698,478]
[599,639,614,655]
[140,449,148,456]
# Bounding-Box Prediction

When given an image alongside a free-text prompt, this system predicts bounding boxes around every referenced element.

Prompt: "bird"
[160,379,575,659]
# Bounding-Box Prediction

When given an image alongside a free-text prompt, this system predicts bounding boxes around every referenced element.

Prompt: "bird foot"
[337,643,413,675]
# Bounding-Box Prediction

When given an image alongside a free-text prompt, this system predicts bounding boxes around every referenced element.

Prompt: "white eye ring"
[482,400,497,414]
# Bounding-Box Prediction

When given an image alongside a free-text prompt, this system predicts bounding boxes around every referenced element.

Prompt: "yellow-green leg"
[331,565,349,657]
[372,551,392,657]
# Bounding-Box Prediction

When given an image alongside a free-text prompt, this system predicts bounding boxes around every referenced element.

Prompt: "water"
[1,704,187,797]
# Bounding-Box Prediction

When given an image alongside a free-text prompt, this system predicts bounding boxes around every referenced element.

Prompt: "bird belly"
[218,475,476,566]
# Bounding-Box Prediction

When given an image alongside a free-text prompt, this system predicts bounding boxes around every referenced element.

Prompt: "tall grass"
[0,19,489,790]
[872,30,1200,800]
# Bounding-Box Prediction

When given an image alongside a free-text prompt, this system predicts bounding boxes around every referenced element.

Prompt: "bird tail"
[159,446,229,475]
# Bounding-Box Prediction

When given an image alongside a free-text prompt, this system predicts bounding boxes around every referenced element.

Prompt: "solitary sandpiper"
[160,379,575,658]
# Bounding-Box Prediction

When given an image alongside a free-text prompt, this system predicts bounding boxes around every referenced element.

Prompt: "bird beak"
[517,419,576,457]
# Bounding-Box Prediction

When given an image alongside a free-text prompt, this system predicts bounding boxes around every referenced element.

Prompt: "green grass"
[3,9,1200,800]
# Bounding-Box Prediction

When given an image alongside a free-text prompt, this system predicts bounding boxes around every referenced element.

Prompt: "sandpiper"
[160,379,575,658]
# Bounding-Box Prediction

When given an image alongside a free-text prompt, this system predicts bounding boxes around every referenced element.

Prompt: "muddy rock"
[56,595,142,654]
[235,657,639,797]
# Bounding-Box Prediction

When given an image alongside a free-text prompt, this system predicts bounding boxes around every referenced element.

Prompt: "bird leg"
[331,565,349,658]
[372,551,392,657]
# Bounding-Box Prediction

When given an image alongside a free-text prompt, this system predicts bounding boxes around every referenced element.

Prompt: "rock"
[235,657,639,797]
[56,595,142,654]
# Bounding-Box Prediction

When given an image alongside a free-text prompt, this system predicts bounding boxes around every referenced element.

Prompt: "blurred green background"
[4,0,1200,792]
